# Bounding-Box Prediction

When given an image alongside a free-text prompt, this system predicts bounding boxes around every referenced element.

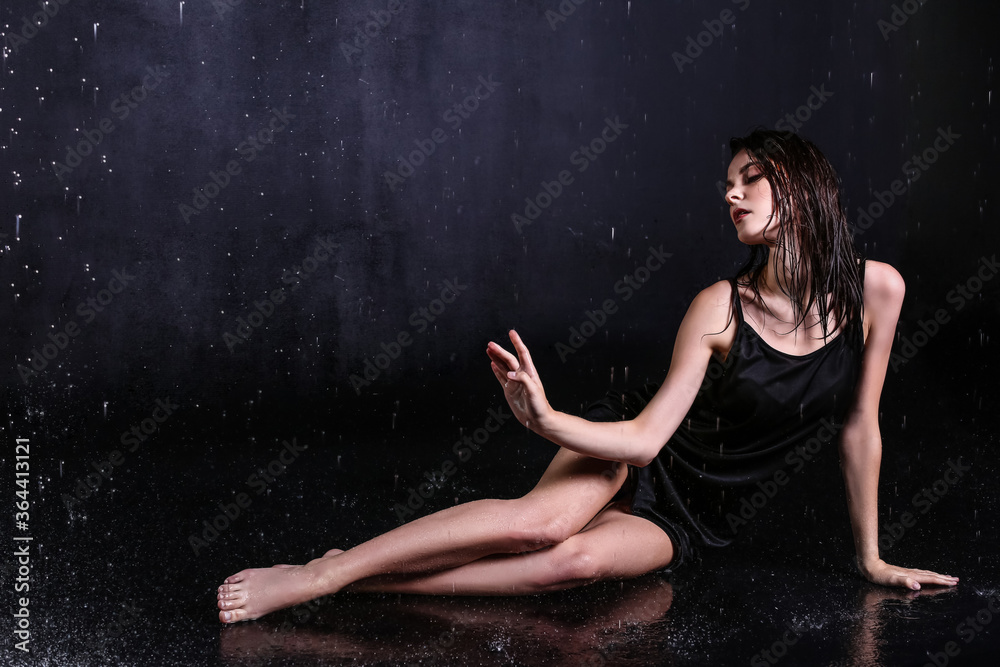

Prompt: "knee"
[531,543,602,592]
[505,511,574,552]
[505,502,586,551]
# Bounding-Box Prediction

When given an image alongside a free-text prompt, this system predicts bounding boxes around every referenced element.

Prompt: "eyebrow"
[725,161,757,188]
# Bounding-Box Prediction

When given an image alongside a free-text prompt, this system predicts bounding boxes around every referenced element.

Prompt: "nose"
[726,188,742,205]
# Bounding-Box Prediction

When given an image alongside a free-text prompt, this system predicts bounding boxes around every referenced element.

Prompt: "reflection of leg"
[345,503,673,595]
[219,447,629,622]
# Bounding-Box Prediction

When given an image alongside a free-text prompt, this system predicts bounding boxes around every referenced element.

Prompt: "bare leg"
[342,503,673,595]
[218,447,628,622]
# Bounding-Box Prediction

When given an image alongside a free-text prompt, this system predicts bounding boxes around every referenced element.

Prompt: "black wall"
[3,1,997,454]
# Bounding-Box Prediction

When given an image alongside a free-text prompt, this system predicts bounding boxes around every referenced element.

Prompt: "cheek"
[753,182,772,201]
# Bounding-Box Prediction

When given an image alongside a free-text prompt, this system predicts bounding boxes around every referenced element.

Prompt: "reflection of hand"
[485,329,553,432]
[859,558,959,590]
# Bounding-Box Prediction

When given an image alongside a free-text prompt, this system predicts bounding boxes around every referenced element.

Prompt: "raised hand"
[486,329,553,431]
[858,558,959,591]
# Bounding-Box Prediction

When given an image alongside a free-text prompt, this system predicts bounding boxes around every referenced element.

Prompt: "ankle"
[303,555,345,595]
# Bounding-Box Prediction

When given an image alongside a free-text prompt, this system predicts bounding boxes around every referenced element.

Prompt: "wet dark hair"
[725,127,865,341]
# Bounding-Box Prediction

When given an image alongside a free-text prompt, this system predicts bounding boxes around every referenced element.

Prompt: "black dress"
[581,266,867,572]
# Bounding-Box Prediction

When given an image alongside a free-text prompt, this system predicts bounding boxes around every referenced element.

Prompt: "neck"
[761,238,812,317]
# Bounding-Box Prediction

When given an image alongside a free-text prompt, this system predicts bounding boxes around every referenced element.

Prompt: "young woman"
[217,129,958,623]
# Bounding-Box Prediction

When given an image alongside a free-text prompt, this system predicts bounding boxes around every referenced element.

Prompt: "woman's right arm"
[487,280,735,467]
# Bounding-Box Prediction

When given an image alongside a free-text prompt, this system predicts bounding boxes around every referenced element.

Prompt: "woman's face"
[724,149,780,246]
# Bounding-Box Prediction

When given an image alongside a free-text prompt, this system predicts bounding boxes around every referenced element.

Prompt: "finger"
[508,329,537,376]
[490,361,508,387]
[486,341,518,372]
[904,567,958,580]
[914,572,960,586]
[491,361,518,389]
[883,571,920,590]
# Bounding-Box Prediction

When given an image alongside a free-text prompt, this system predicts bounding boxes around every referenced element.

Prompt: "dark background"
[1,1,998,665]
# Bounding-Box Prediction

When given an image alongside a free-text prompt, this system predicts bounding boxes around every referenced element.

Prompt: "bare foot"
[217,561,330,623]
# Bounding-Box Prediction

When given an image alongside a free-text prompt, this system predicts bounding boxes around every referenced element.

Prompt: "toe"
[220,608,249,623]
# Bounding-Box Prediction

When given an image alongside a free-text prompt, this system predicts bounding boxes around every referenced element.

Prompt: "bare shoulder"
[685,279,738,357]
[688,279,737,321]
[863,260,905,309]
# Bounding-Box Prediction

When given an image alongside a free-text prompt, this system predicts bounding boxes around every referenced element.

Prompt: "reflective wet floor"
[8,350,998,666]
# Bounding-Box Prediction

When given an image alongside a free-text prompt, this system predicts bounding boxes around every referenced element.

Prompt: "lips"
[733,208,750,224]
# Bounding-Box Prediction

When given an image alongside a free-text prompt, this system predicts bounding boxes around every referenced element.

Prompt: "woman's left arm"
[839,261,959,590]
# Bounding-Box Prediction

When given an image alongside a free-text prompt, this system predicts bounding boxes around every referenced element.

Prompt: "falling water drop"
[93,23,99,43]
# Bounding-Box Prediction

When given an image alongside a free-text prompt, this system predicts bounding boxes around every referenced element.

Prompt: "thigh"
[571,502,675,578]
[517,446,630,540]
